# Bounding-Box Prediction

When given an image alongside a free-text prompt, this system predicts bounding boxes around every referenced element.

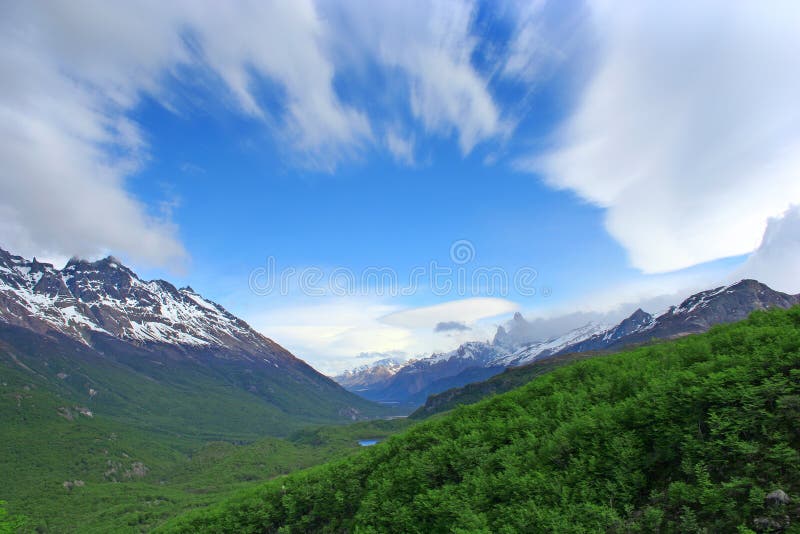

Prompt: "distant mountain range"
[334,357,406,392]
[335,279,800,406]
[0,247,385,436]
[335,342,508,406]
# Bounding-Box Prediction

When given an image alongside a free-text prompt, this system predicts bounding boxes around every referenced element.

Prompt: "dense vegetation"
[0,350,410,532]
[161,307,800,532]
[0,501,26,533]
[410,351,597,419]
[0,324,389,443]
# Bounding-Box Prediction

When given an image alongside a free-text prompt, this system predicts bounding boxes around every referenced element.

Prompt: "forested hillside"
[409,351,597,419]
[161,307,800,533]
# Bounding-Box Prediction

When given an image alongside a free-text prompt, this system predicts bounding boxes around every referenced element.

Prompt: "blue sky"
[2,1,800,372]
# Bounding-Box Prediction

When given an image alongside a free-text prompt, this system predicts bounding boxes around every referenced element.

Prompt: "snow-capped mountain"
[492,312,534,349]
[337,279,799,407]
[335,341,509,405]
[554,280,799,356]
[0,246,383,424]
[0,248,278,356]
[492,321,609,367]
[334,357,407,391]
[420,341,507,367]
[385,341,509,400]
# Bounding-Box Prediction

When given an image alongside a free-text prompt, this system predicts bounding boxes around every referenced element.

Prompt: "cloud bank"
[4,0,797,331]
[532,0,800,273]
[0,0,511,267]
[737,206,800,294]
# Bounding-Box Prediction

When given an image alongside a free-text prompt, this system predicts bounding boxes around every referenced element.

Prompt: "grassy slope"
[160,307,800,533]
[410,351,598,419]
[0,324,389,440]
[0,355,411,532]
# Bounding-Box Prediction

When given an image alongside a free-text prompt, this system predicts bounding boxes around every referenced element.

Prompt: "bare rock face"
[767,490,791,506]
[127,462,149,479]
[754,489,792,532]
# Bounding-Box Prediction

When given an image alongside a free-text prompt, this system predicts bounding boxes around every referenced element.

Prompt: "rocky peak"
[0,245,273,353]
[548,279,800,359]
[666,279,799,328]
[493,311,532,348]
[0,247,23,267]
[334,357,407,390]
[611,308,654,338]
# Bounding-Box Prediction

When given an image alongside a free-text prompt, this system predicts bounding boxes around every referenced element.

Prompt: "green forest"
[159,307,800,533]
[0,365,409,534]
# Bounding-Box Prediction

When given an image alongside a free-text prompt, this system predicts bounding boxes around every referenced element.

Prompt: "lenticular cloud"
[536,0,800,273]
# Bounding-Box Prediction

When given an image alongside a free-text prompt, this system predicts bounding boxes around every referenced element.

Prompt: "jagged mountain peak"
[613,308,654,332]
[492,311,531,348]
[548,279,800,359]
[335,357,407,391]
[493,321,609,367]
[665,279,795,320]
[0,246,273,353]
[63,254,134,275]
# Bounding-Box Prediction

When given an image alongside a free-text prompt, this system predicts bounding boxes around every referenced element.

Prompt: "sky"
[1,0,800,374]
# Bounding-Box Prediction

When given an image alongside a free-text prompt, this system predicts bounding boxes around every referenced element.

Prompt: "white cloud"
[328,0,503,154]
[0,1,367,266]
[1,1,512,266]
[184,1,371,162]
[243,295,515,374]
[736,206,800,294]
[247,297,412,374]
[380,297,518,329]
[385,129,415,166]
[501,0,559,83]
[0,3,186,266]
[529,0,800,273]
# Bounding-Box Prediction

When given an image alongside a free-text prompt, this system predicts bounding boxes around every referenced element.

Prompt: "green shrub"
[160,307,800,533]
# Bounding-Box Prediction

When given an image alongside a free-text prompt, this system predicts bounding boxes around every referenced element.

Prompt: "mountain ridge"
[335,279,800,407]
[0,246,387,432]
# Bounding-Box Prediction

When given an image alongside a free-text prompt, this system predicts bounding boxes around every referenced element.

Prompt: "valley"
[2,5,798,531]
[3,243,799,532]
[158,306,800,532]
[0,248,407,531]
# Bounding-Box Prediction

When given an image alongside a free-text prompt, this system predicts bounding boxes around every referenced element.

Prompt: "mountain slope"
[0,343,411,532]
[0,247,386,435]
[160,306,800,533]
[492,321,608,367]
[334,357,406,393]
[337,279,799,410]
[412,280,800,418]
[410,350,599,419]
[345,342,508,406]
[557,279,799,356]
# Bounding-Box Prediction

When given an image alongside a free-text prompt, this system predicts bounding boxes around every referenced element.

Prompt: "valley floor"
[0,370,410,533]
